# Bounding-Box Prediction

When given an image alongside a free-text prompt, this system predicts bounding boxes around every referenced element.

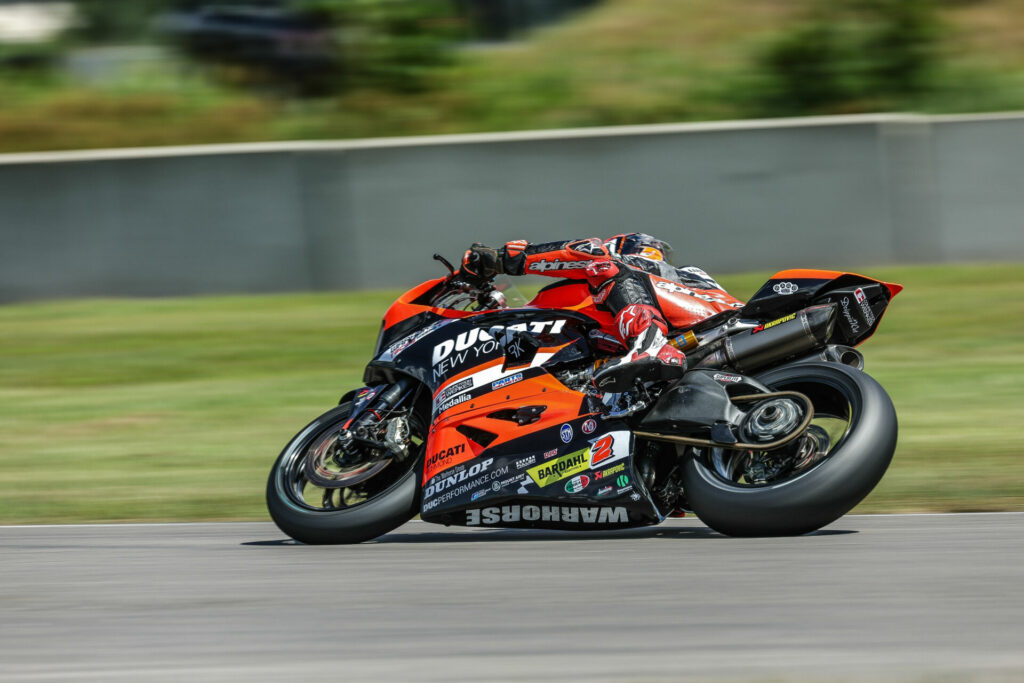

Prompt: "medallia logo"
[564,475,590,494]
[559,424,573,443]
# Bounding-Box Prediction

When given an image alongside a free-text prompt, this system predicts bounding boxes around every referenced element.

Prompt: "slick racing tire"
[682,362,897,537]
[266,404,420,544]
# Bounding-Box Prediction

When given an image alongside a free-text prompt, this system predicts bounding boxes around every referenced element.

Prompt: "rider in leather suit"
[461,233,728,391]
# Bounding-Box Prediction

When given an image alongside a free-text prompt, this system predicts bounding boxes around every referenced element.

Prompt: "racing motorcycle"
[267,254,901,543]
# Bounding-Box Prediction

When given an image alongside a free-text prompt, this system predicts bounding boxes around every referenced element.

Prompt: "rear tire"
[266,404,420,544]
[682,362,897,536]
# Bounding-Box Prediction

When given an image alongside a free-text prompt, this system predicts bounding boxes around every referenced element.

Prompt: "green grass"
[1,263,1023,524]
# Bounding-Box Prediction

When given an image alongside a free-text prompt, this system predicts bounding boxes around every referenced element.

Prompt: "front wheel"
[266,403,423,544]
[682,362,897,536]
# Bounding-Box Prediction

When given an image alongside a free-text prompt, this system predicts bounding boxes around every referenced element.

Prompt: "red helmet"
[605,233,674,264]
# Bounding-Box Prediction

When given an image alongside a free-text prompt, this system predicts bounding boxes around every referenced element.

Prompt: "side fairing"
[419,416,662,530]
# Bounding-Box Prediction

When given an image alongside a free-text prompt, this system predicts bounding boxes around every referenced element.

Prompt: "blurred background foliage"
[0,0,1023,151]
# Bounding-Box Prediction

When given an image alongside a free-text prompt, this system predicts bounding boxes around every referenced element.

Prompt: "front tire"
[266,404,421,544]
[682,362,897,536]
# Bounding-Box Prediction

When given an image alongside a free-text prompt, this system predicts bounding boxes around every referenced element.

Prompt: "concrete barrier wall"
[1,113,1022,301]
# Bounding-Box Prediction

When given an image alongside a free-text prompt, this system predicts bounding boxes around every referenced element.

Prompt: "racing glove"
[461,243,504,279]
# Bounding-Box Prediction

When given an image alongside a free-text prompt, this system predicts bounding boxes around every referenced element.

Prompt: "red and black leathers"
[463,237,730,389]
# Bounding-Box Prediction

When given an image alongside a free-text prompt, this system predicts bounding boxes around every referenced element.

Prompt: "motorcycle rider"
[461,233,730,392]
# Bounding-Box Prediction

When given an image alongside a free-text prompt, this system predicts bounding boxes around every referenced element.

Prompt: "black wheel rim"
[278,411,425,512]
[704,374,857,488]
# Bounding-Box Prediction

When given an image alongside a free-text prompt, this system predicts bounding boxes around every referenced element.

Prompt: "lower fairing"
[420,416,664,530]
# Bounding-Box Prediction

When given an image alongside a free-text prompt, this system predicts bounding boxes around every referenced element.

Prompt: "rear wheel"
[682,362,897,536]
[266,402,424,544]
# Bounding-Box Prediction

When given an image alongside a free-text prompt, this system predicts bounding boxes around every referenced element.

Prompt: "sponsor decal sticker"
[596,485,614,497]
[594,463,625,480]
[491,480,501,492]
[515,456,536,470]
[422,462,509,511]
[564,475,590,494]
[498,474,524,488]
[543,449,559,459]
[436,393,471,414]
[430,321,567,379]
[526,449,589,488]
[528,259,590,273]
[752,313,796,334]
[582,418,597,435]
[589,434,614,467]
[560,424,573,443]
[588,432,630,468]
[616,474,630,487]
[471,490,487,501]
[435,378,473,404]
[379,320,449,362]
[425,443,466,472]
[854,287,866,304]
[713,373,742,384]
[773,281,799,295]
[630,492,642,502]
[423,458,494,497]
[840,297,861,334]
[466,505,629,526]
[491,373,523,391]
[858,296,876,325]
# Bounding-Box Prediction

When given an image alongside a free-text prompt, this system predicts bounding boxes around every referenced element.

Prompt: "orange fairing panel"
[528,278,745,338]
[882,282,903,298]
[647,275,744,329]
[382,278,478,330]
[423,383,588,482]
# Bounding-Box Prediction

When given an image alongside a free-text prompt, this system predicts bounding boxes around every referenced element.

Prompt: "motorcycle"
[267,254,901,543]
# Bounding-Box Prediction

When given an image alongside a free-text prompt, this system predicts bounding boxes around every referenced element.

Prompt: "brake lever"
[433,253,456,278]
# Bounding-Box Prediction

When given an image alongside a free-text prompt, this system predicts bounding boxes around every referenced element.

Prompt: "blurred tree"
[860,0,941,96]
[752,0,942,115]
[758,21,852,112]
[73,0,178,43]
[299,0,466,92]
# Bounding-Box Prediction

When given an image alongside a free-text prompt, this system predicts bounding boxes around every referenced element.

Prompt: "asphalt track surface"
[1,513,1022,682]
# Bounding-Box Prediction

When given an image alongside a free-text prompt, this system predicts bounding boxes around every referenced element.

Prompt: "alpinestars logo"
[568,238,606,256]
[528,259,589,273]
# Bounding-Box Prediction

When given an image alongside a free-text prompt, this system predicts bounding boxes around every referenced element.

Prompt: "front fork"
[338,377,416,459]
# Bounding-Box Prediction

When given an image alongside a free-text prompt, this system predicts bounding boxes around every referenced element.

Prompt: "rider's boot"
[592,304,686,393]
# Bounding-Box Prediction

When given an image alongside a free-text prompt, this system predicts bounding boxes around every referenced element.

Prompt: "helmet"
[605,233,673,264]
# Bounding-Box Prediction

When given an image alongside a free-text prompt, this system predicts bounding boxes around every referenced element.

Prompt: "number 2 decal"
[589,435,614,467]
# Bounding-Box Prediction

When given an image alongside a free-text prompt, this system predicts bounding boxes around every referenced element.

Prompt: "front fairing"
[365,308,598,393]
[365,302,662,530]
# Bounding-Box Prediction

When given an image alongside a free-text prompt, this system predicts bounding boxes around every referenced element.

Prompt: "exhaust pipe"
[694,304,836,373]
